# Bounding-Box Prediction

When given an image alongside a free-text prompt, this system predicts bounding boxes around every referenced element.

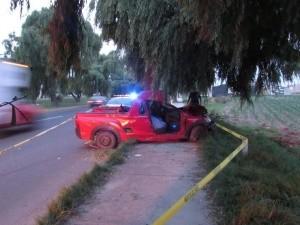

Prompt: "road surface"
[0,105,215,225]
[0,106,97,225]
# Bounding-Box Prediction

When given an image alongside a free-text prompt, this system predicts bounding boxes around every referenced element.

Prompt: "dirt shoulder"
[66,142,215,225]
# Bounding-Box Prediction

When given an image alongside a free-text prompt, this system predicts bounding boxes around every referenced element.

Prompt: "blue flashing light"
[129,92,138,99]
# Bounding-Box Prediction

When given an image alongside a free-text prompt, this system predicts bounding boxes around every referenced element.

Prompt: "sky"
[0,1,116,56]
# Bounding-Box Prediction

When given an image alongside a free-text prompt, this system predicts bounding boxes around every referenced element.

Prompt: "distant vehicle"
[0,61,42,130]
[75,91,214,149]
[212,84,229,97]
[87,96,107,108]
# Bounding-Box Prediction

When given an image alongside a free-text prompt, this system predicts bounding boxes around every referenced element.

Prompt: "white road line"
[0,117,73,157]
[35,115,64,122]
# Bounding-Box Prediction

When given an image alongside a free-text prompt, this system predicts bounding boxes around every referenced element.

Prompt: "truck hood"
[90,106,128,114]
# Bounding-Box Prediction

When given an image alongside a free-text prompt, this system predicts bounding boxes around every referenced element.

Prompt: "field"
[205,95,300,147]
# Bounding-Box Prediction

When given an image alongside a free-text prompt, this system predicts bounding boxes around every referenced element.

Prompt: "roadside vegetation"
[37,142,133,225]
[36,96,88,109]
[205,95,300,147]
[2,7,137,106]
[206,95,300,130]
[202,122,300,225]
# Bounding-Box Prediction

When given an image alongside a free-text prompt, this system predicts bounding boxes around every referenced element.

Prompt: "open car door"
[128,101,156,141]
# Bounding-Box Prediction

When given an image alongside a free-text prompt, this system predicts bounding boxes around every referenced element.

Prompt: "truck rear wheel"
[94,131,117,149]
[189,125,207,142]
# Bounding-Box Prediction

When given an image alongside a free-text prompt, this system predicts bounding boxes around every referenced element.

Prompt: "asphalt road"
[0,106,97,225]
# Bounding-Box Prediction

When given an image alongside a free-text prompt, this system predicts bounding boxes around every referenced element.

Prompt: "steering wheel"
[119,104,129,112]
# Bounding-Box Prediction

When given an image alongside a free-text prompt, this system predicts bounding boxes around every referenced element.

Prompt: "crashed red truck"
[75,91,214,149]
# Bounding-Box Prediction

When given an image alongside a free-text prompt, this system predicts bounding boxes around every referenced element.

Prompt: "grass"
[202,122,300,225]
[36,96,88,109]
[206,101,227,113]
[205,95,300,132]
[36,142,133,225]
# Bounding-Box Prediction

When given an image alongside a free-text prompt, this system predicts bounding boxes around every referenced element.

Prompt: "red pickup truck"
[75,91,213,149]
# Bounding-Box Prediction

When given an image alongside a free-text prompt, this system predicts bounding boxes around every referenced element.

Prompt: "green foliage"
[96,52,137,96]
[10,0,30,14]
[85,63,109,96]
[36,96,88,108]
[48,0,85,75]
[4,6,108,102]
[67,49,135,98]
[93,0,300,101]
[15,8,53,100]
[67,21,102,101]
[80,21,102,70]
[11,0,300,100]
[203,124,300,225]
[9,0,86,75]
[2,32,19,58]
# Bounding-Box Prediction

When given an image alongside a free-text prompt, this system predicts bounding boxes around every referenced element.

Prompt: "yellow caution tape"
[151,123,248,225]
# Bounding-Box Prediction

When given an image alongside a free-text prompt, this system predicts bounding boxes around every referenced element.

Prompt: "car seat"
[149,101,167,133]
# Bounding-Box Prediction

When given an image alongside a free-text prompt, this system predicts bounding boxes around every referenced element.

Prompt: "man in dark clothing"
[187,91,201,104]
[184,91,207,115]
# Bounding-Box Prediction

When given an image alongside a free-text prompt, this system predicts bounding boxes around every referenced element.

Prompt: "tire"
[189,125,208,142]
[94,131,118,149]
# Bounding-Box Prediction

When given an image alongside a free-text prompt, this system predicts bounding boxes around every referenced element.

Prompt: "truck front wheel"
[94,131,117,149]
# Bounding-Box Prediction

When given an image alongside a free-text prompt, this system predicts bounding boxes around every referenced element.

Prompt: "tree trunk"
[71,92,81,103]
[50,94,59,107]
[143,64,154,90]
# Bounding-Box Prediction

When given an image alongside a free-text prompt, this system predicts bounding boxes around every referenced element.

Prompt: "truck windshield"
[106,97,133,107]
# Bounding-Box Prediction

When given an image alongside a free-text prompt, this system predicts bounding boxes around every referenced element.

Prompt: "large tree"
[67,21,102,102]
[92,0,300,100]
[4,6,104,102]
[10,0,300,100]
[15,8,53,100]
[100,51,137,95]
[10,0,85,76]
[83,51,136,96]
